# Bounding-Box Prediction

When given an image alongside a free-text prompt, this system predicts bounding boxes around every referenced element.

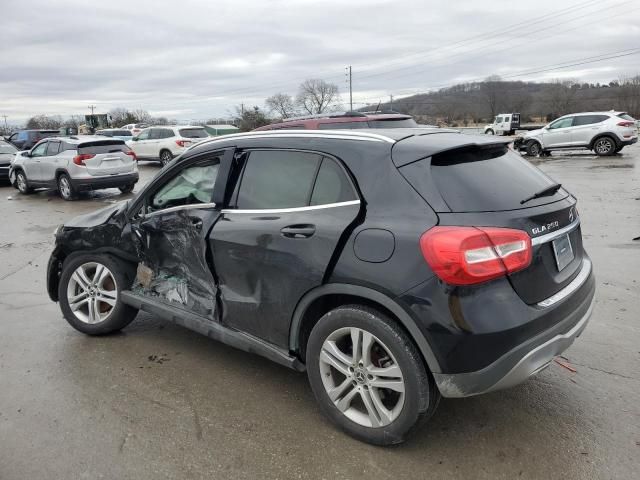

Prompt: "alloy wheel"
[319,327,405,428]
[59,176,72,199]
[595,138,613,155]
[160,151,172,166]
[66,262,118,324]
[16,173,27,193]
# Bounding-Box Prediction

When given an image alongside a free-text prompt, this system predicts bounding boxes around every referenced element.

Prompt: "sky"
[1,0,639,124]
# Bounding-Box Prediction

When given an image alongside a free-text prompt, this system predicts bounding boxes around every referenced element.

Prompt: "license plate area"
[552,234,574,271]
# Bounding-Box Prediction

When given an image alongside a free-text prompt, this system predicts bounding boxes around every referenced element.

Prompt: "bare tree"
[544,80,578,118]
[616,75,640,118]
[26,115,63,129]
[233,105,270,131]
[296,79,340,114]
[265,93,296,118]
[132,109,152,124]
[480,75,503,119]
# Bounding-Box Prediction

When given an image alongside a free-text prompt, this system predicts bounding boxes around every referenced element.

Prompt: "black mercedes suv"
[46,128,595,445]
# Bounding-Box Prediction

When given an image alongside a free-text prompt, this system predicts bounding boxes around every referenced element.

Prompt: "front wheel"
[526,140,542,157]
[57,173,76,200]
[485,129,494,135]
[160,150,173,167]
[58,253,138,335]
[306,305,440,445]
[119,183,135,194]
[15,171,32,194]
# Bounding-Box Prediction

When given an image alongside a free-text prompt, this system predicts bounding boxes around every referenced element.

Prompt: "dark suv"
[254,111,419,131]
[7,129,60,150]
[46,129,595,445]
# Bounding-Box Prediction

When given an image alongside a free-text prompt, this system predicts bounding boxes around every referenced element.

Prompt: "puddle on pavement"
[588,163,634,169]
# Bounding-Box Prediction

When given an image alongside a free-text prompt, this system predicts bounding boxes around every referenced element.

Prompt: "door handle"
[280,224,316,238]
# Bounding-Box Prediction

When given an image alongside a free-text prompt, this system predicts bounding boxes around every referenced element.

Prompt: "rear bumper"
[432,258,594,397]
[69,172,138,191]
[619,136,638,147]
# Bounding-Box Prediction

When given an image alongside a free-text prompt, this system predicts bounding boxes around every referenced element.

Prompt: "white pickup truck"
[484,113,521,135]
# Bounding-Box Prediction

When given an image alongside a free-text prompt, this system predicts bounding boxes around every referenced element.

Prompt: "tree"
[616,75,640,118]
[544,80,578,118]
[26,115,62,129]
[295,79,340,114]
[233,105,270,131]
[265,93,296,118]
[480,75,503,119]
[132,109,152,124]
[109,108,137,127]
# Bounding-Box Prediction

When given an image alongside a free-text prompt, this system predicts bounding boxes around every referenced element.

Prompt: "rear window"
[318,121,367,129]
[618,113,635,121]
[78,140,129,155]
[401,146,567,212]
[367,118,418,128]
[113,130,132,136]
[179,128,208,138]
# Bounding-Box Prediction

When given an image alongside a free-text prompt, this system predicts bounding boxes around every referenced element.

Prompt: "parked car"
[6,129,60,150]
[9,135,138,200]
[0,139,18,181]
[96,128,134,141]
[254,111,419,131]
[122,124,148,136]
[127,126,209,166]
[46,129,594,445]
[515,111,638,156]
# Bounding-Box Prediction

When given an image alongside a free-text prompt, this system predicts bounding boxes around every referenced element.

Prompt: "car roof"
[560,111,623,117]
[40,135,125,145]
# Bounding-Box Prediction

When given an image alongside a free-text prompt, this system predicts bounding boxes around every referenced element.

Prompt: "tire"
[614,146,623,154]
[526,140,542,157]
[593,136,616,156]
[15,170,33,194]
[306,305,440,445]
[160,150,173,167]
[118,183,135,194]
[57,173,76,200]
[485,129,494,135]
[58,253,138,335]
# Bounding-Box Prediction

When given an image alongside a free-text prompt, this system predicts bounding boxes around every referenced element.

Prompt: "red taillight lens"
[72,153,95,166]
[617,121,635,127]
[420,226,532,286]
[175,140,188,147]
[125,150,137,161]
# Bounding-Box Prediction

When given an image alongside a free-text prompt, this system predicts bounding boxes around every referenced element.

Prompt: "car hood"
[64,200,130,228]
[522,128,544,138]
[0,153,14,164]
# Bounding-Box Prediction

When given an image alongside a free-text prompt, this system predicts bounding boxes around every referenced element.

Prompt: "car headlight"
[53,225,63,238]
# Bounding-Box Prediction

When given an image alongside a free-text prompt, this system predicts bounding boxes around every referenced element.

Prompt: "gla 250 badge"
[531,220,559,236]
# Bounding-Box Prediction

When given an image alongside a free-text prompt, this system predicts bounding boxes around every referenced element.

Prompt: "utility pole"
[1,115,7,133]
[241,103,244,116]
[345,66,353,111]
[389,95,393,111]
[88,105,96,115]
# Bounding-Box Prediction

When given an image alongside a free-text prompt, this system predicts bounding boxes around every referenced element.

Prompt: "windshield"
[0,142,17,153]
[179,128,209,138]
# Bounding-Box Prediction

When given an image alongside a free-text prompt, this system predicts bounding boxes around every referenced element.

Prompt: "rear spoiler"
[392,132,511,167]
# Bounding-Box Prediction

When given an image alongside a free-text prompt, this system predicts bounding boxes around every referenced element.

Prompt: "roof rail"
[281,111,368,123]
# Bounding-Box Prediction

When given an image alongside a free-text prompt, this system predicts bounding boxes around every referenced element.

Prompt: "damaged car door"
[131,154,223,318]
[210,149,361,346]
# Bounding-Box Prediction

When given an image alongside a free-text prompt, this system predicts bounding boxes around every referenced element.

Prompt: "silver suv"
[517,111,638,156]
[9,135,139,200]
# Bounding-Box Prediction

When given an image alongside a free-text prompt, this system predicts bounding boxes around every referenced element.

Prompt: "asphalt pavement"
[1,148,639,480]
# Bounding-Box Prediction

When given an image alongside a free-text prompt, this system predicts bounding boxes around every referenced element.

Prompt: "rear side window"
[310,157,357,205]
[179,128,208,138]
[573,115,608,126]
[236,151,321,209]
[78,141,129,155]
[46,141,61,156]
[401,146,566,212]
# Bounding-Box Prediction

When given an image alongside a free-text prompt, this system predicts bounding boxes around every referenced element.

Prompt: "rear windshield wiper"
[520,183,562,205]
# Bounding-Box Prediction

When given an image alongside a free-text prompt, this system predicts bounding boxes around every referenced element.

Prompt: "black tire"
[614,146,623,154]
[118,183,135,194]
[593,136,617,156]
[15,170,33,194]
[58,253,138,335]
[306,305,440,445]
[57,173,76,200]
[159,150,173,167]
[526,140,542,157]
[485,129,495,135]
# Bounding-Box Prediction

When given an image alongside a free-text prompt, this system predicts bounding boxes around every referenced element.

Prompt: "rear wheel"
[58,253,138,335]
[160,150,173,167]
[57,173,76,200]
[119,183,135,194]
[485,129,495,135]
[526,140,542,156]
[593,136,616,156]
[306,305,440,445]
[15,171,32,194]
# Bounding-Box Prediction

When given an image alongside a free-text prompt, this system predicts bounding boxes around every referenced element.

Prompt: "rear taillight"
[420,226,532,286]
[617,121,635,127]
[125,151,137,161]
[175,140,188,147]
[73,153,95,166]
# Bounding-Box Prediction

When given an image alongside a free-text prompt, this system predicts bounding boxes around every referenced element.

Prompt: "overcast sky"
[1,0,639,124]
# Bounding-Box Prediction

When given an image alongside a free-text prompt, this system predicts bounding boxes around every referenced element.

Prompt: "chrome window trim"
[144,202,217,218]
[531,218,581,246]
[222,199,361,214]
[537,258,592,308]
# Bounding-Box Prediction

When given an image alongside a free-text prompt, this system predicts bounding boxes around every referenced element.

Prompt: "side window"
[495,117,502,124]
[235,151,321,209]
[310,157,357,206]
[162,129,175,139]
[137,130,151,140]
[30,142,48,157]
[46,141,61,156]
[548,117,573,129]
[148,129,161,140]
[149,160,219,211]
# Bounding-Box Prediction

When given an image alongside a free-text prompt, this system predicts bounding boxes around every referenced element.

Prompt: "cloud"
[1,0,639,123]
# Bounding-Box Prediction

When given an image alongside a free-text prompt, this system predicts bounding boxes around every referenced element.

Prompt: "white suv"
[9,135,138,200]
[128,126,209,166]
[517,111,638,156]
